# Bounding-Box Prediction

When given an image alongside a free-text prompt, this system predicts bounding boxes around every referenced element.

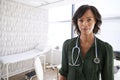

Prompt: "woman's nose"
[82,21,88,26]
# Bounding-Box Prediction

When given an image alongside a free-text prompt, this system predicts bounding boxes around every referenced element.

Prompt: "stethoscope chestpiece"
[93,57,100,64]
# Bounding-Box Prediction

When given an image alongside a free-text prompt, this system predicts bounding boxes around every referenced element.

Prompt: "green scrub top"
[59,37,114,80]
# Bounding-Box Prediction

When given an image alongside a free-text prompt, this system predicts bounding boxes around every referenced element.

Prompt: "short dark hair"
[72,4,102,35]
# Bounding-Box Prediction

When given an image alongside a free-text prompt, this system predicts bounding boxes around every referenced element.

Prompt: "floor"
[9,68,120,80]
[7,59,120,80]
[9,68,58,80]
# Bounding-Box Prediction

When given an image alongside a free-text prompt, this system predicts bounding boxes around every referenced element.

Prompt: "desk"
[0,49,46,80]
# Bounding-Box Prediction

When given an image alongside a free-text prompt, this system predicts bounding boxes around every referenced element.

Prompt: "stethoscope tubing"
[69,36,100,66]
[71,37,80,66]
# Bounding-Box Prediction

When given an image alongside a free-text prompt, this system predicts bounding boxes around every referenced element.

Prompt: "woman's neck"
[80,34,95,44]
[79,34,95,57]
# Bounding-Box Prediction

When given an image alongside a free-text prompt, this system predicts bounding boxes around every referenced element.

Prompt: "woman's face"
[77,9,96,35]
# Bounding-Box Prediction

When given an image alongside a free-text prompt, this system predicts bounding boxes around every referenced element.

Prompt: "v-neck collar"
[78,37,96,60]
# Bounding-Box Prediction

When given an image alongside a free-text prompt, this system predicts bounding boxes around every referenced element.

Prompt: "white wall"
[0,0,48,77]
[97,19,120,51]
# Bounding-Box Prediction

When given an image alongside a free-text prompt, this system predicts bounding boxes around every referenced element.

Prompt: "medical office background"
[0,0,120,78]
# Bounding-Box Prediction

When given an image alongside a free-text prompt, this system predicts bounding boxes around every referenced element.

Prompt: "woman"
[59,4,114,80]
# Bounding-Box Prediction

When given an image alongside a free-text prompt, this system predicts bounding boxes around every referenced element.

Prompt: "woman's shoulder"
[64,37,77,43]
[97,38,113,58]
[63,37,77,45]
[96,37,113,49]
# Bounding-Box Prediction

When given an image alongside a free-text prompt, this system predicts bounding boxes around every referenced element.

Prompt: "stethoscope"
[69,36,100,66]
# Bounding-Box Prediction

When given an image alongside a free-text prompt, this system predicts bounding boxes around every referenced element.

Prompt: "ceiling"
[10,0,81,8]
[8,0,120,17]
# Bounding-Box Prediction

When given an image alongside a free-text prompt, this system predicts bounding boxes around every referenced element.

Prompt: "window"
[48,5,72,50]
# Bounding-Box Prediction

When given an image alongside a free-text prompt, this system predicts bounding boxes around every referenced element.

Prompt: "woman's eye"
[87,18,92,22]
[79,19,83,22]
